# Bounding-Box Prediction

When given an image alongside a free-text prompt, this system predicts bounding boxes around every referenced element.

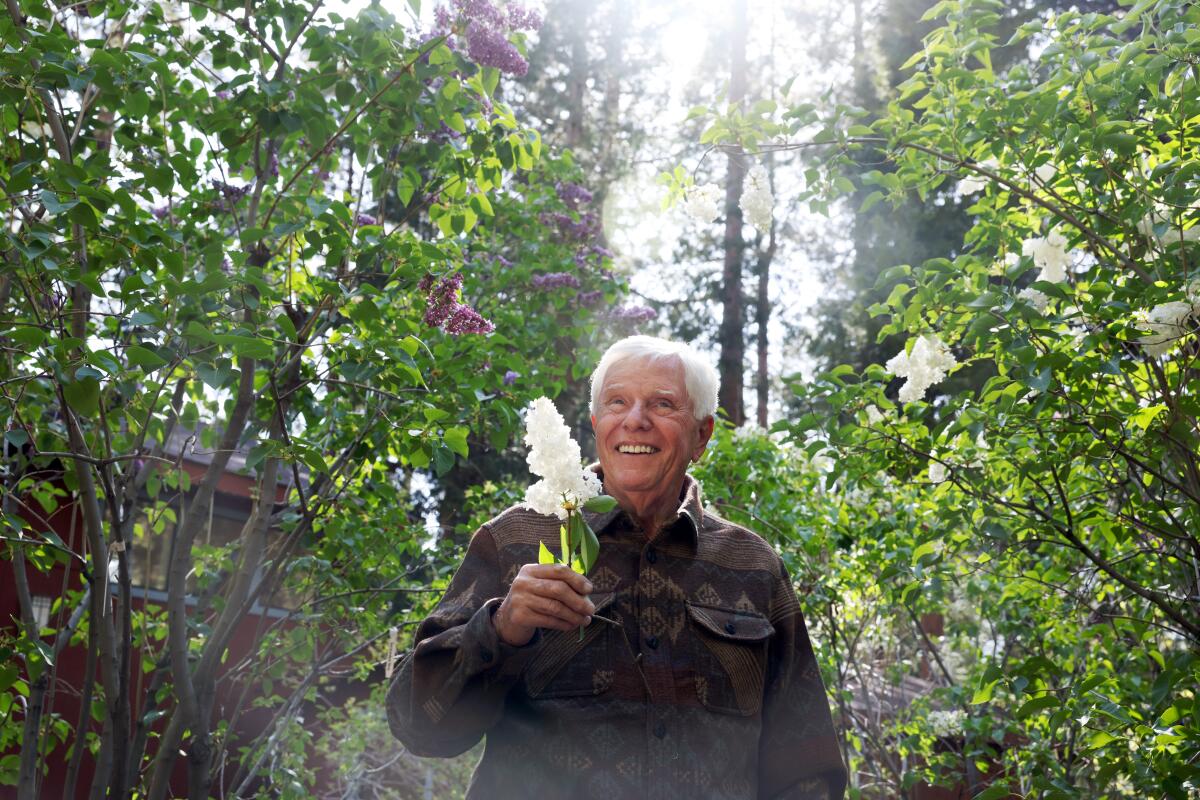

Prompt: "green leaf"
[583,495,618,513]
[911,540,939,566]
[538,541,556,565]
[63,375,100,417]
[7,327,47,348]
[1130,404,1166,430]
[443,426,469,458]
[580,520,600,574]
[0,663,17,693]
[1016,694,1059,719]
[5,430,29,449]
[567,512,583,551]
[126,345,168,371]
[40,190,79,215]
[559,523,569,564]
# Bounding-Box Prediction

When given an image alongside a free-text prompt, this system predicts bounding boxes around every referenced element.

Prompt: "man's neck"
[612,482,686,540]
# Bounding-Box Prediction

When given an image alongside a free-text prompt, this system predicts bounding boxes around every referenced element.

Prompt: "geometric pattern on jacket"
[387,472,847,799]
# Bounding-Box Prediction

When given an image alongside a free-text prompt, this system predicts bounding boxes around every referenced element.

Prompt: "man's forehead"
[600,357,686,394]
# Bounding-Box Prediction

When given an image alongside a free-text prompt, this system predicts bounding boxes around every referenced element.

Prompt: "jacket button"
[724,622,737,635]
[645,547,657,564]
[481,648,494,663]
[653,722,667,739]
[646,635,658,650]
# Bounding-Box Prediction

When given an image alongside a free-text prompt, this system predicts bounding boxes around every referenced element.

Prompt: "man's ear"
[693,416,715,460]
[590,414,597,433]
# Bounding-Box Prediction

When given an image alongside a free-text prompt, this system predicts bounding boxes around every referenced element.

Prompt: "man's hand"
[493,563,595,647]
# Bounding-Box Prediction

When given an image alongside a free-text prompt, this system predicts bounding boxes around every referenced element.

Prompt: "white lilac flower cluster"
[928,455,948,484]
[1140,281,1200,357]
[740,164,774,234]
[928,431,987,483]
[522,397,602,519]
[1017,228,1072,313]
[961,159,1055,195]
[1022,229,1071,283]
[957,158,999,195]
[926,709,966,738]
[680,183,722,224]
[885,334,958,404]
[1138,203,1200,246]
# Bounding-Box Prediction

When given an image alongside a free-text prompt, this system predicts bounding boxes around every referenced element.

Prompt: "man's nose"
[622,400,651,429]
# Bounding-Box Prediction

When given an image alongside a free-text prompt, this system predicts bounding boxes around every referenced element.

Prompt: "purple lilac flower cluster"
[502,369,519,385]
[541,211,600,242]
[152,205,169,220]
[575,290,603,308]
[555,181,593,210]
[356,213,377,226]
[531,272,582,290]
[419,273,495,335]
[435,0,542,76]
[611,305,657,323]
[443,304,494,334]
[465,23,528,76]
[212,179,251,203]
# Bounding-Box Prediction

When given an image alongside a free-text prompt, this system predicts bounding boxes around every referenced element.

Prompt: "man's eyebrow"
[603,383,679,397]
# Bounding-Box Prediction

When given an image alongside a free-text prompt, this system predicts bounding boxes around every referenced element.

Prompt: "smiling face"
[591,355,714,526]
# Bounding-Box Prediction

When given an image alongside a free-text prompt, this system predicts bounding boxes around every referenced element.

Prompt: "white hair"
[589,335,719,420]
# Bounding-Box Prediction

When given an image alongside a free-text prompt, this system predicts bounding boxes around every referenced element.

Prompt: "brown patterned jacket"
[386,474,847,799]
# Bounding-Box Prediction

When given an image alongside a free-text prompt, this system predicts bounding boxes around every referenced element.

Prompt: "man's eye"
[608,398,625,406]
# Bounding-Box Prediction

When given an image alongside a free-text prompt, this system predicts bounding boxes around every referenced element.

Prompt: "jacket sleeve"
[386,524,541,757]
[758,559,847,800]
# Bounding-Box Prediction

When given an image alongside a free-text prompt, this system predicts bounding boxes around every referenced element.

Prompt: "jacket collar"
[582,465,703,547]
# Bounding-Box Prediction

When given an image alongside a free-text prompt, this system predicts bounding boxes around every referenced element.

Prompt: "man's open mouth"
[617,444,659,454]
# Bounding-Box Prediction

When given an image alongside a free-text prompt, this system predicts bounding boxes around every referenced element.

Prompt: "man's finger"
[526,577,595,617]
[524,562,593,594]
[529,595,591,628]
[523,611,586,632]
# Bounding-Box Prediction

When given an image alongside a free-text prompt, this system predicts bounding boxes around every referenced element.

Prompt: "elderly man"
[387,335,846,799]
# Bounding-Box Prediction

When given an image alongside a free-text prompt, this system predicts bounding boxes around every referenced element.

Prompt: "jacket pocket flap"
[685,602,773,642]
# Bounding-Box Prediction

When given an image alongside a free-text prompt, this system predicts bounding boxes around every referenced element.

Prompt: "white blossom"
[1034,162,1056,184]
[1021,229,1071,283]
[1018,286,1049,313]
[1140,300,1196,357]
[864,404,885,425]
[968,432,988,468]
[732,422,768,441]
[885,334,958,404]
[991,251,1019,276]
[680,183,722,224]
[927,709,966,737]
[1136,204,1200,245]
[740,164,774,235]
[958,158,999,195]
[928,457,948,484]
[522,397,602,519]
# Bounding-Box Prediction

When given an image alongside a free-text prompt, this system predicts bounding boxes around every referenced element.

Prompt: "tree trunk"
[718,0,748,426]
[755,220,776,427]
[564,0,589,150]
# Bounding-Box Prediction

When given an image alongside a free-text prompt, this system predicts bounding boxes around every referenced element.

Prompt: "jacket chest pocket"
[685,601,774,716]
[523,591,617,699]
